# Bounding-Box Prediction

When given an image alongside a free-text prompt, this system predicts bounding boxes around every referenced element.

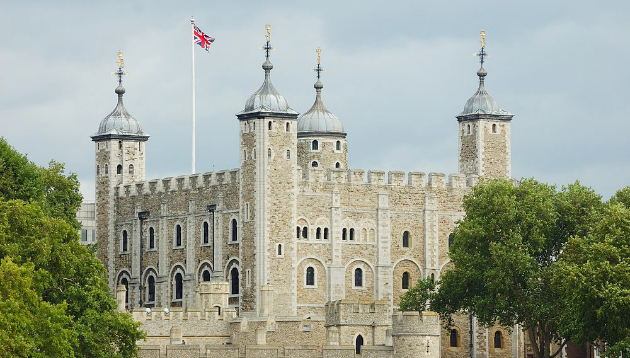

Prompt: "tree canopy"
[0,138,144,357]
[401,178,629,358]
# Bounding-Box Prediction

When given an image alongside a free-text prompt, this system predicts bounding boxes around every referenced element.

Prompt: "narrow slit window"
[231,219,238,241]
[354,268,363,287]
[175,225,182,247]
[402,272,410,289]
[312,140,318,151]
[306,267,315,286]
[149,227,155,249]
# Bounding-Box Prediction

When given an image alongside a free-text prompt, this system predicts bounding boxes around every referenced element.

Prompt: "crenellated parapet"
[392,311,440,336]
[299,167,479,190]
[325,299,390,327]
[116,169,240,198]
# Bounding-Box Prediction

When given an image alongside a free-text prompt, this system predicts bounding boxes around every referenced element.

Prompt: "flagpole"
[190,17,196,174]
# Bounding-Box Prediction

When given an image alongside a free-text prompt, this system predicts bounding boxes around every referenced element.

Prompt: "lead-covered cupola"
[237,25,298,119]
[92,52,149,141]
[296,48,348,171]
[457,30,512,120]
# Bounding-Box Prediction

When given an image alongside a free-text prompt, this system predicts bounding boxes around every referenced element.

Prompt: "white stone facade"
[93,43,520,358]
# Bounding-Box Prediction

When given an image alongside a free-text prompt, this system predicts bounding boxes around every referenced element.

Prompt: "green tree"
[401,178,605,358]
[553,191,630,357]
[0,138,82,229]
[0,138,144,357]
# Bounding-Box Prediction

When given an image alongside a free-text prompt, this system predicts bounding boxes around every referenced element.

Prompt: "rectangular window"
[81,229,88,241]
[91,230,96,242]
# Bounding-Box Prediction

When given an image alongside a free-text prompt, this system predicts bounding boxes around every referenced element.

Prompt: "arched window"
[335,162,340,168]
[349,228,355,241]
[202,270,211,282]
[403,231,410,248]
[449,233,454,248]
[286,150,290,159]
[302,226,308,239]
[286,122,290,132]
[296,226,301,238]
[492,123,497,133]
[402,272,410,289]
[316,227,321,240]
[450,329,459,347]
[311,161,318,168]
[277,244,282,256]
[175,224,182,247]
[267,148,271,158]
[494,331,502,348]
[312,140,318,150]
[96,165,100,176]
[128,164,134,176]
[268,121,272,130]
[231,219,238,241]
[342,228,347,240]
[147,275,155,302]
[354,268,363,287]
[174,273,183,300]
[203,222,209,244]
[467,124,471,134]
[306,267,315,286]
[336,140,341,151]
[214,305,222,315]
[431,273,435,283]
[117,164,122,175]
[149,227,155,249]
[118,141,122,149]
[121,277,129,305]
[324,228,329,240]
[104,164,108,175]
[122,230,128,252]
[230,267,239,295]
[355,335,364,354]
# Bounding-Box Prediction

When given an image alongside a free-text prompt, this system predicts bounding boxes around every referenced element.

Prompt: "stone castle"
[92,28,524,357]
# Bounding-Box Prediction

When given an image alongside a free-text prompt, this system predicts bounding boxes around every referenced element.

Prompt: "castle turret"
[236,24,299,315]
[297,48,347,172]
[392,311,440,358]
[92,51,149,291]
[457,30,513,179]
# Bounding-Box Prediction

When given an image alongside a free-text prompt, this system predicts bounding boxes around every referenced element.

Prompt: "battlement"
[300,167,479,190]
[325,299,390,326]
[391,311,440,336]
[117,169,240,198]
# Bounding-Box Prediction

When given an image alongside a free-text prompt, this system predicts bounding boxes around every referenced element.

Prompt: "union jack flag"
[194,25,215,52]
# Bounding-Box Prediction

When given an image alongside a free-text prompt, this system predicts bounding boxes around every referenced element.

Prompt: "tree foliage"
[553,189,630,357]
[0,138,144,357]
[400,178,615,358]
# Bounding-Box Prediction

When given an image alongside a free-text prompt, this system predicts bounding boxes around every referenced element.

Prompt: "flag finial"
[473,29,489,68]
[310,47,325,80]
[112,50,128,86]
[260,23,275,60]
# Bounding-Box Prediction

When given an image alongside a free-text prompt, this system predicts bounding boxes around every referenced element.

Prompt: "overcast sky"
[1,0,629,200]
